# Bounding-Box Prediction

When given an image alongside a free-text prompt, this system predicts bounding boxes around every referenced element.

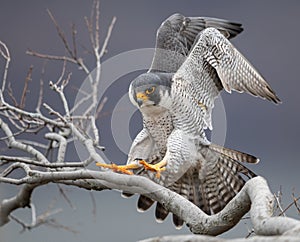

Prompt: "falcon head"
[129,73,172,110]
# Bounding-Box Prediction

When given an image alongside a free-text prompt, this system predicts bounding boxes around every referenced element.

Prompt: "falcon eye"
[145,86,155,95]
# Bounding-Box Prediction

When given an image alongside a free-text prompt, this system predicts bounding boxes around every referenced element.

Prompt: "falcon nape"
[96,13,280,228]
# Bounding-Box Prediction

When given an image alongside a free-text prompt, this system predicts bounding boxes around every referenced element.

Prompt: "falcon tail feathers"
[122,144,257,228]
[172,214,184,229]
[155,202,169,222]
[121,192,134,198]
[209,143,260,164]
[137,195,155,212]
[190,146,257,215]
[151,145,257,225]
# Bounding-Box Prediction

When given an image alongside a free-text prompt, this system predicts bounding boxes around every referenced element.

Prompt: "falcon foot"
[139,159,167,178]
[96,162,140,175]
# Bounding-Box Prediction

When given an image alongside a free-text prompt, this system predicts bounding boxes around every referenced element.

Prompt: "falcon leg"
[96,162,140,175]
[139,159,167,178]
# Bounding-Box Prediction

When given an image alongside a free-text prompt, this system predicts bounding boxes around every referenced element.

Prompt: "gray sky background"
[0,1,300,241]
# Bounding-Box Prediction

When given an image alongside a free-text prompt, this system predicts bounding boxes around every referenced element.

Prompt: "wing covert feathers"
[197,28,281,103]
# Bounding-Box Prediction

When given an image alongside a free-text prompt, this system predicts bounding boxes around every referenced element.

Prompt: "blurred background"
[0,0,300,241]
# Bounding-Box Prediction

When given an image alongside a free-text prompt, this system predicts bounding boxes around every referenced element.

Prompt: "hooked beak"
[136,92,148,106]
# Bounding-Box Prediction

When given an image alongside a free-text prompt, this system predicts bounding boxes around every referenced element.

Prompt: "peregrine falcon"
[97,13,280,228]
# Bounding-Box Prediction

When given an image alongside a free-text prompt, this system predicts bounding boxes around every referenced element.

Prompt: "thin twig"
[89,191,97,219]
[274,192,286,216]
[69,88,92,114]
[71,23,78,60]
[57,185,75,209]
[47,9,75,59]
[30,203,37,227]
[26,50,77,64]
[36,60,47,113]
[44,218,78,234]
[9,207,65,233]
[6,82,18,106]
[16,140,49,149]
[0,40,11,92]
[278,194,300,216]
[92,0,101,63]
[55,60,67,86]
[95,96,107,120]
[245,228,255,238]
[0,155,85,168]
[20,65,33,109]
[292,193,300,214]
[99,16,116,59]
[62,72,72,89]
[1,95,65,127]
[49,81,70,118]
[43,103,68,124]
[84,1,95,49]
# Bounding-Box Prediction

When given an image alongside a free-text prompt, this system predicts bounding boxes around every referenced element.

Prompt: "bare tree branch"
[0,118,49,164]
[1,166,300,237]
[0,184,37,226]
[140,234,300,242]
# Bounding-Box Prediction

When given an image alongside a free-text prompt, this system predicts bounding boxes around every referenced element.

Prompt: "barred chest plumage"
[142,106,173,151]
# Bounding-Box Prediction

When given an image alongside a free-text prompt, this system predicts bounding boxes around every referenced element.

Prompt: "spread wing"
[149,13,243,73]
[171,27,281,131]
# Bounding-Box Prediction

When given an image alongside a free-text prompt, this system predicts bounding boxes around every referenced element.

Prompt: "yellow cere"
[136,92,149,100]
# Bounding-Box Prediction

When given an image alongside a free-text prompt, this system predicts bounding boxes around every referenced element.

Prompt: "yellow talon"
[96,162,140,175]
[139,159,167,178]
